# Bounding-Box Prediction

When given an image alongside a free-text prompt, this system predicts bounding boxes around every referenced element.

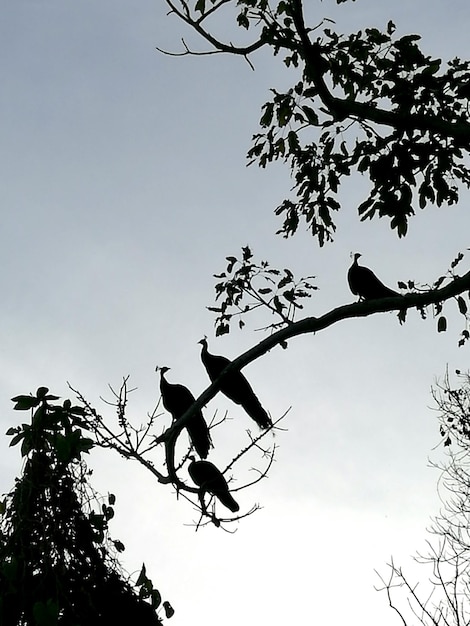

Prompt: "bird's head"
[156,365,170,376]
[350,252,362,262]
[198,336,208,348]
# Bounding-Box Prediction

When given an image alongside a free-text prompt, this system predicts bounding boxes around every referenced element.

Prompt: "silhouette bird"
[157,366,211,459]
[188,457,240,513]
[348,253,399,301]
[198,337,272,429]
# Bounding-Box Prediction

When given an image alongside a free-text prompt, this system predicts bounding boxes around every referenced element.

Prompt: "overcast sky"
[2,1,470,624]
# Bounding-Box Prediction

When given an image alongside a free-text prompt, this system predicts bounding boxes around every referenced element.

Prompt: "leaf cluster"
[136,564,174,620]
[207,247,470,345]
[249,21,470,243]
[393,252,470,344]
[8,388,91,462]
[209,245,317,335]
[165,1,470,245]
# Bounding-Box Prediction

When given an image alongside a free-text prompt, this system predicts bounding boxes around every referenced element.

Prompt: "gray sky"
[1,1,470,624]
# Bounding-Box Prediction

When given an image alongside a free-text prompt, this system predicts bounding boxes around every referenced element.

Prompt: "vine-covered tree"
[0,387,173,625]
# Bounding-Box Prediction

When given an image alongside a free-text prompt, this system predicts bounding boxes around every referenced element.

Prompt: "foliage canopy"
[162,0,470,244]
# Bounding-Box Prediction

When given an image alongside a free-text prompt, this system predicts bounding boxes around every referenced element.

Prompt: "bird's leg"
[197,489,223,527]
[198,488,208,515]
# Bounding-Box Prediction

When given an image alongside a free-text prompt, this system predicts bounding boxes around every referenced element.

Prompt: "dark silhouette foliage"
[0,387,172,625]
[209,244,317,335]
[7,2,470,623]
[156,2,470,344]
[162,0,470,244]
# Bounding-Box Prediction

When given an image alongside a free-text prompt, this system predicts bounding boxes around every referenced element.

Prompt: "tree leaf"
[77,437,94,455]
[11,395,39,411]
[9,433,25,448]
[113,540,125,553]
[302,105,319,125]
[260,102,274,127]
[136,564,147,586]
[215,323,230,336]
[195,0,205,13]
[151,589,162,609]
[437,316,447,332]
[457,296,468,315]
[35,387,49,399]
[163,601,175,619]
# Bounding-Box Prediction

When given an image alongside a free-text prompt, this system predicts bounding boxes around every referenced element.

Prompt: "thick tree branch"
[287,1,470,142]
[319,84,470,143]
[163,268,470,473]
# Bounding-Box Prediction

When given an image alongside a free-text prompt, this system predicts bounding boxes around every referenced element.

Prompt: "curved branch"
[322,85,470,143]
[287,0,470,141]
[164,268,470,466]
[165,0,470,143]
[162,0,266,58]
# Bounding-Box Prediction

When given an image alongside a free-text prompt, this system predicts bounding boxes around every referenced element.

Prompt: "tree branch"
[163,268,470,464]
[161,0,266,58]
[165,0,470,144]
[287,2,470,141]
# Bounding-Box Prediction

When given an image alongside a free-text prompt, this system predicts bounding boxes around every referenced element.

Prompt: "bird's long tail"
[383,286,400,298]
[241,393,272,429]
[216,491,240,513]
[187,417,212,459]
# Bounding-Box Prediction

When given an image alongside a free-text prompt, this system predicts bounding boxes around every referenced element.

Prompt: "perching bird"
[199,337,272,429]
[157,366,212,459]
[347,253,400,301]
[188,457,240,513]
